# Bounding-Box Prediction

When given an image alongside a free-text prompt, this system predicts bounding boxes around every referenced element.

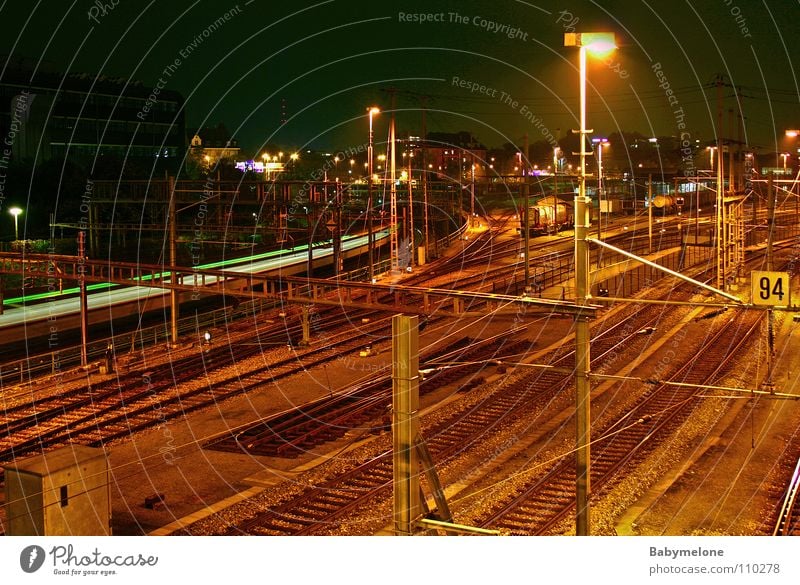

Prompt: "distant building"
[0,57,185,163]
[188,123,240,167]
[414,131,488,180]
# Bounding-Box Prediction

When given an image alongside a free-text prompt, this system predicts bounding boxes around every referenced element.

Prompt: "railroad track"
[204,239,791,535]
[205,330,531,457]
[476,311,762,534]
[207,280,687,535]
[0,309,391,467]
[773,456,800,536]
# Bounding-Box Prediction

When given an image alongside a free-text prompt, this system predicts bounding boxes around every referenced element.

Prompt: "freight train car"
[517,195,574,235]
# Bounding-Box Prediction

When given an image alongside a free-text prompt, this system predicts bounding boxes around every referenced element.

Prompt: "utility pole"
[553,145,559,197]
[389,89,399,274]
[695,179,699,245]
[408,145,414,268]
[367,108,377,282]
[523,134,530,292]
[168,174,179,346]
[420,96,430,262]
[647,175,653,254]
[764,174,776,391]
[78,230,89,367]
[333,180,342,276]
[736,107,744,194]
[470,152,476,221]
[716,76,725,290]
[596,142,603,241]
[728,108,735,194]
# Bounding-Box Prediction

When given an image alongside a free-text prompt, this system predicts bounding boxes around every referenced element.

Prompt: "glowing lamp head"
[564,32,616,57]
[9,207,22,218]
[367,106,380,116]
[786,130,799,138]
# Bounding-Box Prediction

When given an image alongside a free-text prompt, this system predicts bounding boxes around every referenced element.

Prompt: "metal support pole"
[393,314,420,535]
[695,180,699,245]
[420,97,430,261]
[367,108,377,282]
[301,304,310,346]
[470,152,476,222]
[590,237,743,303]
[728,108,735,194]
[333,182,342,276]
[389,90,399,274]
[597,142,603,241]
[716,79,725,290]
[408,148,415,267]
[307,195,315,278]
[78,231,89,367]
[414,436,452,523]
[168,175,179,346]
[574,44,592,537]
[523,135,530,292]
[553,146,559,197]
[765,175,775,390]
[647,174,653,254]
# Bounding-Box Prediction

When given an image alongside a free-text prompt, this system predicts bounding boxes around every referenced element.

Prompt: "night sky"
[1,0,798,155]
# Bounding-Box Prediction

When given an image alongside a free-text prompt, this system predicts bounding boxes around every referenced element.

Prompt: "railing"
[0,298,276,387]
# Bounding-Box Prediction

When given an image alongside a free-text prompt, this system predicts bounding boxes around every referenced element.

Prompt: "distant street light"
[9,207,22,241]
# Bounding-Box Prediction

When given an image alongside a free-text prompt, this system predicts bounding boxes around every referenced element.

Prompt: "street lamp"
[367,106,380,282]
[564,30,616,537]
[706,146,716,170]
[781,152,789,170]
[9,207,22,241]
[592,138,609,239]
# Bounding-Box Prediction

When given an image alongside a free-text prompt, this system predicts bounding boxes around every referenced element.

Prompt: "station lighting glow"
[564,32,617,56]
[9,206,22,241]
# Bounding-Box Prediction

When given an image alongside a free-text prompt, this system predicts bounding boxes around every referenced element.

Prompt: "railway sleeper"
[314,493,353,505]
[255,518,309,531]
[345,478,386,490]
[296,502,342,515]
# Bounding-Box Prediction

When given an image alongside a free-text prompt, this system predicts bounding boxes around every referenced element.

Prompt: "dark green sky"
[2,0,798,156]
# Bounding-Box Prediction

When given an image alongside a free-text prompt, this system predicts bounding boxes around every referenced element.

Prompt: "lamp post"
[564,30,616,537]
[781,153,789,171]
[9,207,22,241]
[367,106,380,282]
[592,138,609,240]
[707,146,716,171]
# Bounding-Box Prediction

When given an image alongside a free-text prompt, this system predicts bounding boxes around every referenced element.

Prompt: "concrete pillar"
[393,315,420,535]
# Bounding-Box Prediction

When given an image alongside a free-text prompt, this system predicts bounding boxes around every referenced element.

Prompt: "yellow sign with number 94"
[751,271,790,306]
